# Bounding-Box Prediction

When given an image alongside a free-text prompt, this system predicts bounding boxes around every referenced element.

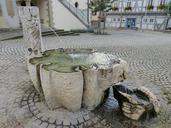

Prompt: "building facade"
[0,0,89,30]
[0,0,20,28]
[106,0,171,31]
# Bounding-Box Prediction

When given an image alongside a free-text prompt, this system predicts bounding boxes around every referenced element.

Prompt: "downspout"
[119,0,123,28]
[140,0,144,30]
[87,0,90,27]
[47,0,53,27]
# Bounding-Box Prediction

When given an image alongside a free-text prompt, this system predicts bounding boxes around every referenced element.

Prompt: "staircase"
[0,28,79,41]
[58,0,89,28]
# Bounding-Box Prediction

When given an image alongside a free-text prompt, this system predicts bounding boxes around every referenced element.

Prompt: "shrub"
[124,6,132,11]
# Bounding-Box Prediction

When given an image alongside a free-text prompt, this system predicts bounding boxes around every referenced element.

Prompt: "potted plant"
[147,5,154,11]
[112,6,119,11]
[157,4,166,10]
[89,0,111,34]
[124,6,132,11]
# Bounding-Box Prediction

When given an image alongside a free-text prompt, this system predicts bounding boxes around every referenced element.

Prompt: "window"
[118,18,120,21]
[144,19,147,22]
[159,0,165,6]
[113,2,118,7]
[150,19,154,22]
[113,18,116,21]
[127,2,131,7]
[148,0,153,6]
[75,2,79,8]
[21,1,26,6]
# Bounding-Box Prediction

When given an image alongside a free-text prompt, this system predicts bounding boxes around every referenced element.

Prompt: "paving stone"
[47,124,56,128]
[0,30,171,128]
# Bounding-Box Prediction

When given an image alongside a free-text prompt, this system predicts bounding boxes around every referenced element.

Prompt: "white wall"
[51,0,86,30]
[106,15,167,30]
[0,0,20,28]
[113,0,171,12]
[70,0,87,9]
[37,0,49,25]
[106,16,126,28]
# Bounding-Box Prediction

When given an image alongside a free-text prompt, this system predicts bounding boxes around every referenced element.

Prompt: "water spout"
[41,24,66,46]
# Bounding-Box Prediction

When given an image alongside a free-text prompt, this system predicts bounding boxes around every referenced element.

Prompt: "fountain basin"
[27,48,129,111]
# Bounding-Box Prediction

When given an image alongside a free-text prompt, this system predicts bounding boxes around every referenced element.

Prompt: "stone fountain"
[18,6,160,121]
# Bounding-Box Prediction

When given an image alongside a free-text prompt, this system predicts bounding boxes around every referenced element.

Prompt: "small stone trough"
[27,48,128,111]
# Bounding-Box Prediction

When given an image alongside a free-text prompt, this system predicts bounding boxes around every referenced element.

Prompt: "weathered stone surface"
[28,49,128,111]
[18,6,129,112]
[18,7,44,56]
[40,65,83,111]
[113,84,160,120]
[83,59,128,110]
[27,56,42,94]
[1,30,171,127]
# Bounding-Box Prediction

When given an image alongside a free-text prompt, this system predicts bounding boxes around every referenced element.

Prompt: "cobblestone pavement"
[0,30,171,128]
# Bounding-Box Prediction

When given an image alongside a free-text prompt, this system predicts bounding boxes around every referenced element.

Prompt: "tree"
[89,0,111,13]
[164,1,171,30]
[166,1,171,14]
[89,0,112,34]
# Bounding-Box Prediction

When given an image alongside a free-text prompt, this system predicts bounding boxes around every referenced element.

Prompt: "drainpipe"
[140,15,143,30]
[140,0,144,30]
[47,0,53,27]
[87,0,90,27]
[154,13,157,31]
[120,15,123,28]
[119,0,123,28]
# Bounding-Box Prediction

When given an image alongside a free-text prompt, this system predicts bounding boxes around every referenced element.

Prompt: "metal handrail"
[65,0,87,17]
[60,0,88,23]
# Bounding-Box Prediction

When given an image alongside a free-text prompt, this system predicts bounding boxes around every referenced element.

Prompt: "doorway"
[126,18,136,29]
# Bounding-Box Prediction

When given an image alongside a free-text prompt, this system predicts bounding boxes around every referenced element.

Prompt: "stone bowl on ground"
[113,84,160,120]
[27,48,129,112]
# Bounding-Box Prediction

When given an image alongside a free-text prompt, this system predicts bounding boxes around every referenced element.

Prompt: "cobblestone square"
[0,30,171,128]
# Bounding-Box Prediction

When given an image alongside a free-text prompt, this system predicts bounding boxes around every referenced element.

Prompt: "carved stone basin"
[27,48,129,111]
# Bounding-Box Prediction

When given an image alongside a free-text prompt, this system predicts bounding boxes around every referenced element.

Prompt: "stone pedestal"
[18,7,44,56]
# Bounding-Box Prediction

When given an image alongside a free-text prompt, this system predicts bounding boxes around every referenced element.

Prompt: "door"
[126,18,136,29]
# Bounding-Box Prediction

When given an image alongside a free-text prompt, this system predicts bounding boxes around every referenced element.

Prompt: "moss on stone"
[163,90,171,105]
[29,48,118,73]
[30,49,119,73]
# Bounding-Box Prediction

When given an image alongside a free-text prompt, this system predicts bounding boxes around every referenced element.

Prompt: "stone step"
[0,29,79,41]
[42,31,79,36]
